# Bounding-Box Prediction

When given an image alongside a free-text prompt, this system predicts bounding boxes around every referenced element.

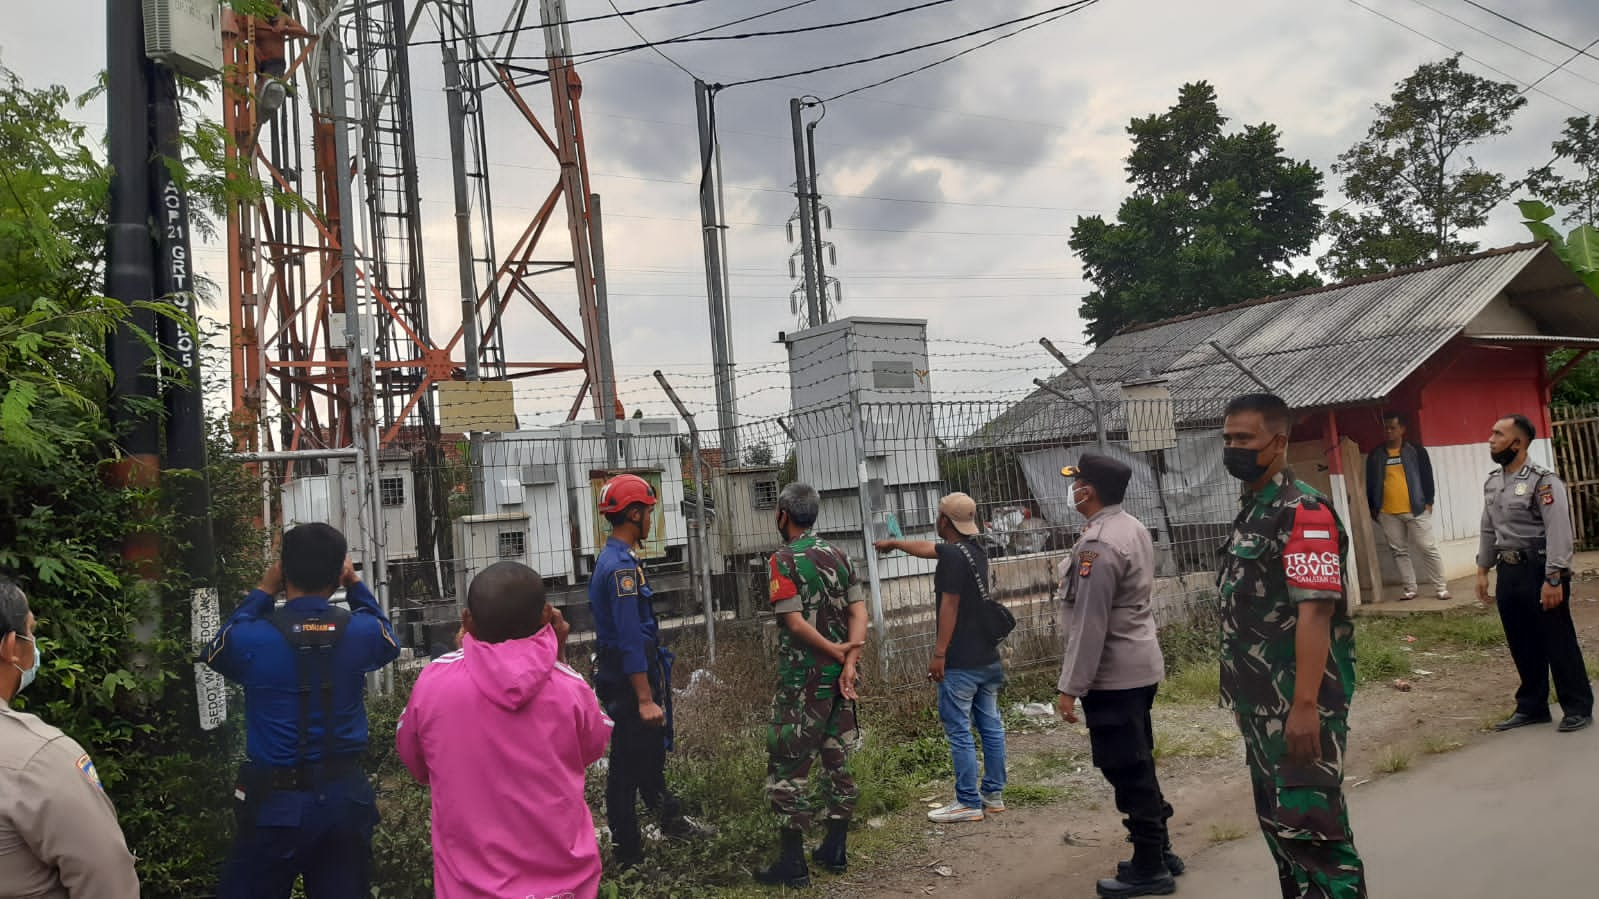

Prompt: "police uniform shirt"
[0,699,139,898]
[202,580,400,766]
[1056,505,1166,698]
[588,537,659,677]
[1476,461,1573,576]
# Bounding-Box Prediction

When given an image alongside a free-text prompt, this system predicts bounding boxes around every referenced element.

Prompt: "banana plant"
[1519,199,1599,296]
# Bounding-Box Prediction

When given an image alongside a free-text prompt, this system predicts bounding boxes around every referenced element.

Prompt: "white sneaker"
[982,793,1006,813]
[928,801,984,823]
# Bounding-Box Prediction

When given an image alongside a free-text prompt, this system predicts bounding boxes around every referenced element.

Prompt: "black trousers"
[1081,684,1173,869]
[1496,562,1593,718]
[601,690,681,860]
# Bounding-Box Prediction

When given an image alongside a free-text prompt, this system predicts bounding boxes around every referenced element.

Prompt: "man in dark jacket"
[1365,412,1450,600]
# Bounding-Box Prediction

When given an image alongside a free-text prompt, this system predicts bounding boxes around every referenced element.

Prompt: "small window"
[497,531,525,560]
[898,486,933,530]
[379,476,406,508]
[752,479,779,510]
[872,360,915,390]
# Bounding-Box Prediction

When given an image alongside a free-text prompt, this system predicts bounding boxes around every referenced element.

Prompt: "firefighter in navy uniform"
[203,523,400,898]
[1476,414,1594,733]
[589,474,711,866]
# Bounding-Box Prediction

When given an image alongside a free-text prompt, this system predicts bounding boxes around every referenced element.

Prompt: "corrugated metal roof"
[980,244,1566,446]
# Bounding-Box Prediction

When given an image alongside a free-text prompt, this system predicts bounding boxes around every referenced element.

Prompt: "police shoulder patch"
[614,568,639,597]
[76,753,103,791]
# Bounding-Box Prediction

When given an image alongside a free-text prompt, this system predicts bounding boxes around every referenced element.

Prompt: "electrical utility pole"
[696,80,739,459]
[106,0,162,589]
[803,96,839,326]
[789,98,821,329]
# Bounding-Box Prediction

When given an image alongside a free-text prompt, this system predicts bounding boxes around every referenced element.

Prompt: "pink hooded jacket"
[398,627,612,899]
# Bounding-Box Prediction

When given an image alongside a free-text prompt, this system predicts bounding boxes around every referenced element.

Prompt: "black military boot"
[1117,844,1184,879]
[812,820,849,874]
[1096,866,1177,898]
[1100,842,1176,897]
[754,828,811,888]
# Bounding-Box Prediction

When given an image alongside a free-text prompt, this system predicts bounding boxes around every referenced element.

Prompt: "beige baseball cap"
[938,492,981,536]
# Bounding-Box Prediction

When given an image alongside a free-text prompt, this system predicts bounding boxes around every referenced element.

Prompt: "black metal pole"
[149,61,217,581]
[106,0,161,461]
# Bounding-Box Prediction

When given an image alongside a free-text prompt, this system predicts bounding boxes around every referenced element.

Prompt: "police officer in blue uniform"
[590,474,709,865]
[203,522,400,898]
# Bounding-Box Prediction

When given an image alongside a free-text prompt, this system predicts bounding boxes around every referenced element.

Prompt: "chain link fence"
[237,390,1244,689]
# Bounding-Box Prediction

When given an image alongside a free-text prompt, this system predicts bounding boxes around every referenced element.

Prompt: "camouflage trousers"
[1235,713,1367,899]
[766,684,859,832]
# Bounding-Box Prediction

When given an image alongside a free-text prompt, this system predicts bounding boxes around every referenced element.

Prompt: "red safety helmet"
[597,474,658,515]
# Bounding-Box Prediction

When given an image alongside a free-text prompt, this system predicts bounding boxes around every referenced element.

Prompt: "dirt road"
[840,587,1599,899]
[1179,720,1596,897]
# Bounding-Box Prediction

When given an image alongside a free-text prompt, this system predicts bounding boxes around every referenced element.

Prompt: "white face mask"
[1072,486,1092,512]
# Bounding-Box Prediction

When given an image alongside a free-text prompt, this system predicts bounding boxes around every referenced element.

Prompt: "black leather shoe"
[1494,711,1553,732]
[1118,850,1185,879]
[1097,867,1177,897]
[1558,714,1593,733]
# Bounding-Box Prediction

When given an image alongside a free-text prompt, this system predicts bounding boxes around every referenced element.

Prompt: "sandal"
[1436,589,1453,600]
[1400,590,1418,601]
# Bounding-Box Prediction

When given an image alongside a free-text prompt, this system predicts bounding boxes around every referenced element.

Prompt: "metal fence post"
[848,397,889,679]
[1040,337,1108,452]
[654,372,716,666]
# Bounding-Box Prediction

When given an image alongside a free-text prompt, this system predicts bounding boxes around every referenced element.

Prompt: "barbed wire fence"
[232,385,1245,691]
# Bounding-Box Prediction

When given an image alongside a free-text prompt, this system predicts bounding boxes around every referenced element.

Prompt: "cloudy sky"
[4,0,1597,434]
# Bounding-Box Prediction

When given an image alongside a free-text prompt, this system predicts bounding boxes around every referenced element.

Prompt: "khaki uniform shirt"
[0,699,139,898]
[1056,505,1165,697]
[1477,461,1573,576]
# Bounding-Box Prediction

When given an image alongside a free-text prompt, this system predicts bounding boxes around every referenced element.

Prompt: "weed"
[1003,783,1070,807]
[1159,662,1221,706]
[1209,823,1248,843]
[1355,638,1412,685]
[1152,728,1235,761]
[1422,734,1464,755]
[1376,746,1413,774]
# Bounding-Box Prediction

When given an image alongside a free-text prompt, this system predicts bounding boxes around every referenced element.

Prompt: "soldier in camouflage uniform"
[754,483,868,888]
[1218,394,1366,899]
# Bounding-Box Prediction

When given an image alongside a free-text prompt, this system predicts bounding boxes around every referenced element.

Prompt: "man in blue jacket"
[1365,412,1451,600]
[203,522,400,898]
[588,474,710,866]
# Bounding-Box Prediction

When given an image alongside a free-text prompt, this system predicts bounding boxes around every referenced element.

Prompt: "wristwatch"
[1546,573,1563,587]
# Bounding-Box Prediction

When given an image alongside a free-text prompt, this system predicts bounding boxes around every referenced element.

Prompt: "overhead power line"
[822,0,1103,102]
[1397,0,1599,89]
[1456,0,1599,62]
[715,0,1099,90]
[585,0,823,65]
[1522,36,1599,96]
[409,0,718,46]
[606,0,701,79]
[1340,0,1595,116]
[485,0,963,65]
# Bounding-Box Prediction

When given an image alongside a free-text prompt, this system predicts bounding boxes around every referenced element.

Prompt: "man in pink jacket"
[398,562,613,898]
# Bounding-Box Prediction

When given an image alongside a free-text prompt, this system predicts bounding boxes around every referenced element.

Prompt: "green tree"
[1321,55,1527,280]
[0,62,265,893]
[1070,82,1325,345]
[1526,115,1599,227]
[1518,199,1599,406]
[742,440,775,466]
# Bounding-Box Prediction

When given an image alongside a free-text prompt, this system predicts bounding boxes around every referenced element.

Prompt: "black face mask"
[1224,446,1272,483]
[1491,443,1520,466]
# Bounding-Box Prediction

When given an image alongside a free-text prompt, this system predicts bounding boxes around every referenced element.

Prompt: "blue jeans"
[937,662,1008,808]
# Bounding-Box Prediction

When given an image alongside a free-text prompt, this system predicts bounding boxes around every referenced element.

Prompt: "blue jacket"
[587,537,659,677]
[203,581,400,766]
[1365,442,1436,517]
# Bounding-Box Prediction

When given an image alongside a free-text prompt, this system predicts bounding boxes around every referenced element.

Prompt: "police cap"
[1060,452,1132,498]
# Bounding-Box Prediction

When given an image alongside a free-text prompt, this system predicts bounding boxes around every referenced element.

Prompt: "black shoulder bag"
[954,541,1015,646]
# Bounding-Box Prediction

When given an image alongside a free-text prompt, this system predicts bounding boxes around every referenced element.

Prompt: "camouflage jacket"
[769,532,862,692]
[1217,468,1357,719]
